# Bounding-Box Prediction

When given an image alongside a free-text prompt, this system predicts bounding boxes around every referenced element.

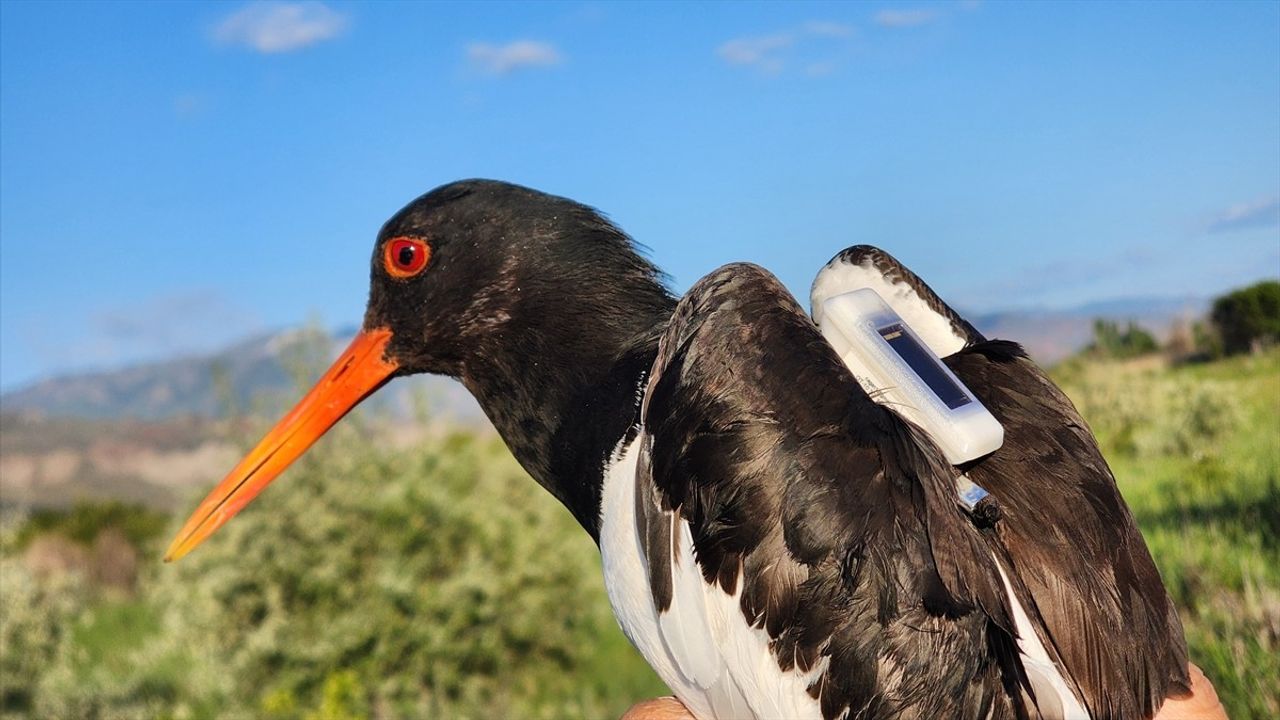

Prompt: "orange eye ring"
[384,237,431,278]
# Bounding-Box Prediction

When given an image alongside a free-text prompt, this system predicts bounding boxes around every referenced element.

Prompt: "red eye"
[384,237,431,278]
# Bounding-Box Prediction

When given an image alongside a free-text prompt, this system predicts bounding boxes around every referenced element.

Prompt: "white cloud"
[213,2,347,54]
[1207,196,1280,234]
[875,9,940,28]
[717,33,795,72]
[718,21,854,74]
[467,40,563,75]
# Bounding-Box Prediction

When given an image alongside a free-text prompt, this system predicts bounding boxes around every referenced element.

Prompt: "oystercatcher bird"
[166,180,1192,720]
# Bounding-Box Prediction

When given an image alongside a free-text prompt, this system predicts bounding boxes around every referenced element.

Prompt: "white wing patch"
[658,517,722,689]
[600,434,828,720]
[599,436,692,708]
[993,560,1090,720]
[810,255,967,357]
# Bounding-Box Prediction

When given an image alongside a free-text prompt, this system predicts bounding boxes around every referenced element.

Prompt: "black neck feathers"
[365,180,677,539]
[460,304,671,541]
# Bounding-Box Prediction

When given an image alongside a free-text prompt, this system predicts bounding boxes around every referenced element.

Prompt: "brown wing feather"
[817,244,1190,718]
[637,263,1029,720]
[947,342,1190,719]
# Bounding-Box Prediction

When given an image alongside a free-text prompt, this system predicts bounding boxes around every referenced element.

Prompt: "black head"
[166,179,676,559]
[365,179,673,383]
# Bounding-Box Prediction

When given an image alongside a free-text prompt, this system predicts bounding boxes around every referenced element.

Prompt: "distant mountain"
[969,295,1208,365]
[0,295,1207,421]
[0,329,486,511]
[0,328,485,424]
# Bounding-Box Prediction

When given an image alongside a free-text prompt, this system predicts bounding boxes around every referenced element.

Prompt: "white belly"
[598,433,827,720]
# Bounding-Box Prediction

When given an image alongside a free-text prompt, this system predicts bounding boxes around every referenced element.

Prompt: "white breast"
[599,433,828,720]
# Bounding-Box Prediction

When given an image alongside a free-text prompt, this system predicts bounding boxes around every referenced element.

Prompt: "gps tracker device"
[817,288,1004,468]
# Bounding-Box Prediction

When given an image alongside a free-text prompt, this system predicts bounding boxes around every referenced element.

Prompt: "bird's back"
[603,262,1031,720]
[810,245,1190,718]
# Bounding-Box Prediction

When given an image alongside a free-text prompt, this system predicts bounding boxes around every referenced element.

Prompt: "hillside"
[0,327,484,423]
[0,327,488,511]
[970,295,1206,365]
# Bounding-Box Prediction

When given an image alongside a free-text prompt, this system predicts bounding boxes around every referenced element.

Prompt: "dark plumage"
[949,342,1190,719]
[820,246,1191,718]
[168,181,1191,720]
[365,180,676,536]
[636,264,1028,719]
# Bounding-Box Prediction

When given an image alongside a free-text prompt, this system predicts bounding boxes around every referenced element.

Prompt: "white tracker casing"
[818,289,1003,465]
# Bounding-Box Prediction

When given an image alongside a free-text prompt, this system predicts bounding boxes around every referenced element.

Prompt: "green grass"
[1054,349,1280,719]
[70,598,162,672]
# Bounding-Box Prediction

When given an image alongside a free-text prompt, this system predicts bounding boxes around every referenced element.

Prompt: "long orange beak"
[163,328,399,562]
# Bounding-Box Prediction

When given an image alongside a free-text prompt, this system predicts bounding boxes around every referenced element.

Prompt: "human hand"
[620,696,695,720]
[1153,663,1227,720]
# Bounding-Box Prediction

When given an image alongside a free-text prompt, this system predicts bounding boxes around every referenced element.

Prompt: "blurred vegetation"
[1086,318,1160,360]
[11,502,168,552]
[3,337,1278,718]
[2,421,667,719]
[1211,280,1280,356]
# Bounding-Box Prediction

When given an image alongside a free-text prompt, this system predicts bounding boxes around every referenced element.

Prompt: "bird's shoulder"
[634,263,1022,719]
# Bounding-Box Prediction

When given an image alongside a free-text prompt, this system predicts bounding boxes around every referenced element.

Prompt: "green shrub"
[1086,319,1160,359]
[1211,280,1280,356]
[130,423,662,719]
[13,501,169,553]
[0,557,89,718]
[10,347,1276,719]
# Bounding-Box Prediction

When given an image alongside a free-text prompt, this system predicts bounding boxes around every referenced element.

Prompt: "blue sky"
[2,1,1277,391]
